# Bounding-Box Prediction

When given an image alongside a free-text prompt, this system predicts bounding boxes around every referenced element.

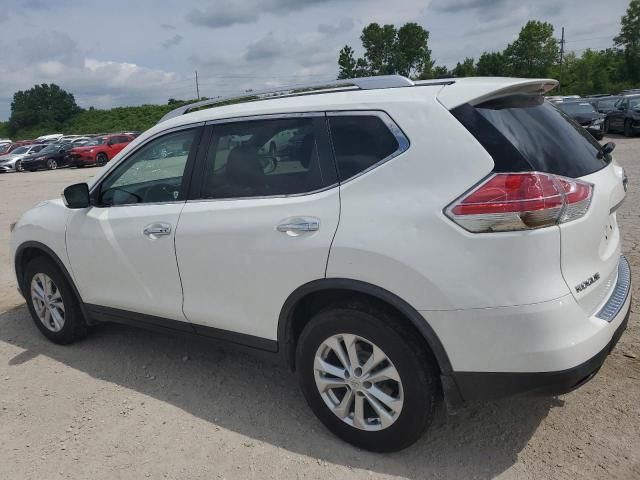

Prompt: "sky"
[0,0,631,120]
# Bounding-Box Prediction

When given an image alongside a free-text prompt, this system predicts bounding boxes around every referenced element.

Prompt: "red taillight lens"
[446,172,592,233]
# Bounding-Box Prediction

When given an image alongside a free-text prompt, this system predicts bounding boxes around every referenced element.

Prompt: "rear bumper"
[432,255,631,403]
[449,305,629,402]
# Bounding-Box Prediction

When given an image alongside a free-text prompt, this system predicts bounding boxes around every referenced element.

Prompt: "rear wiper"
[597,141,615,161]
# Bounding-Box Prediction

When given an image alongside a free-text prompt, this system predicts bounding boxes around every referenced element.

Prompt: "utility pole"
[559,27,565,94]
[195,70,200,101]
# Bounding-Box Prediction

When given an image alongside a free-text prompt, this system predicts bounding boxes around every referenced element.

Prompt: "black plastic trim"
[86,304,278,353]
[452,304,630,402]
[277,278,453,374]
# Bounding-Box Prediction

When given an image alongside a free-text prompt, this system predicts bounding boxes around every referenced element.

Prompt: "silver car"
[0,144,46,172]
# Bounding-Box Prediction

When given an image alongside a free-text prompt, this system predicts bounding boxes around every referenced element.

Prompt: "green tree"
[338,45,357,79]
[504,20,559,77]
[336,22,432,79]
[615,0,640,82]
[394,22,433,77]
[476,51,507,76]
[9,84,82,134]
[452,57,476,77]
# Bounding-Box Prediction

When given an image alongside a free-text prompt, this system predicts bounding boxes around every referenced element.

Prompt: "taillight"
[445,172,593,233]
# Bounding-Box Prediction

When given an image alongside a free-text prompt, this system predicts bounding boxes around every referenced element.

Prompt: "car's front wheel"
[24,257,88,344]
[46,158,58,170]
[296,303,439,452]
[603,118,611,134]
[96,153,108,166]
[624,119,634,137]
[15,160,24,172]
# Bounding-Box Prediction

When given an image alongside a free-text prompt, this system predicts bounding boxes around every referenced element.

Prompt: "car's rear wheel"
[624,119,634,137]
[24,257,88,345]
[96,153,108,166]
[46,158,57,170]
[296,303,439,452]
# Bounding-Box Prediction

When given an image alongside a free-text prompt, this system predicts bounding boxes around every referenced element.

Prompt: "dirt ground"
[0,139,639,480]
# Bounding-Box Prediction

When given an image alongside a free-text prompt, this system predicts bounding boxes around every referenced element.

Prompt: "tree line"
[338,0,640,96]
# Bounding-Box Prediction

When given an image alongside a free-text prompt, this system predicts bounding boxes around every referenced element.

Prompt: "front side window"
[201,117,328,199]
[97,128,197,206]
[328,114,401,181]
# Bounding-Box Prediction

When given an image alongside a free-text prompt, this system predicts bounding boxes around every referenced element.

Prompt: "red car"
[67,134,133,167]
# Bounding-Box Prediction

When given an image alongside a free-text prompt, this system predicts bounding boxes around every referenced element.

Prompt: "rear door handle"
[143,223,172,239]
[277,217,320,234]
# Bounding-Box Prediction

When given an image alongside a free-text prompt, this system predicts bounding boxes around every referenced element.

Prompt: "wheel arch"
[277,278,453,375]
[14,241,88,320]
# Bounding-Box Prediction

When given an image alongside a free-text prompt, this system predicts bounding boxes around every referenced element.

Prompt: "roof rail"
[157,75,414,124]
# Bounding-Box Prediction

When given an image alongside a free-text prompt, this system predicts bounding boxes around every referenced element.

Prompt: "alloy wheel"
[47,159,58,170]
[314,333,403,431]
[30,273,65,332]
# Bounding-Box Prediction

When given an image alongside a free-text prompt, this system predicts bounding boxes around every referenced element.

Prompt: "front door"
[175,115,340,344]
[67,126,202,320]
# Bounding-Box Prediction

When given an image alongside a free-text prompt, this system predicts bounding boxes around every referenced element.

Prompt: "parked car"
[36,133,63,142]
[10,76,630,452]
[590,95,620,114]
[0,144,47,172]
[19,143,72,171]
[556,100,605,139]
[67,134,133,167]
[604,94,640,136]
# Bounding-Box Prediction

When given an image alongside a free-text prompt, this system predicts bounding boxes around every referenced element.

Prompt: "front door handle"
[277,217,320,234]
[143,223,172,239]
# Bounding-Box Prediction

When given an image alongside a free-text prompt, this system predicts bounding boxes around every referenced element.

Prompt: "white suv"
[10,76,631,451]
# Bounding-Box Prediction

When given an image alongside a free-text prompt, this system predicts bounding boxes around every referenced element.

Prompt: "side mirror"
[62,183,90,209]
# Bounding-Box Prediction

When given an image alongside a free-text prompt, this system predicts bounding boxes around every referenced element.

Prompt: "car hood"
[22,153,49,161]
[570,112,602,124]
[0,153,18,161]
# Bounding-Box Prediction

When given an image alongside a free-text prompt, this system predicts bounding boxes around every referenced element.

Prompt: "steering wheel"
[144,183,178,202]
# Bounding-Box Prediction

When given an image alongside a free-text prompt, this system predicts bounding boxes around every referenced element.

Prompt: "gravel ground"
[0,139,639,480]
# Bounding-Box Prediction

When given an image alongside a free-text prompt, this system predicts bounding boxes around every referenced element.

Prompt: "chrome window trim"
[326,110,410,185]
[89,121,204,206]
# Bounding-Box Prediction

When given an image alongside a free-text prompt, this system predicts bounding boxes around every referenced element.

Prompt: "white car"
[10,76,631,451]
[0,144,47,172]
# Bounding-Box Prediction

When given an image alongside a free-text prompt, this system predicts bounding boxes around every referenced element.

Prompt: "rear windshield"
[452,95,607,178]
[558,102,596,115]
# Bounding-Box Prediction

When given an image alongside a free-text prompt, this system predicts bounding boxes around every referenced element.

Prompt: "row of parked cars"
[0,132,140,173]
[550,89,640,139]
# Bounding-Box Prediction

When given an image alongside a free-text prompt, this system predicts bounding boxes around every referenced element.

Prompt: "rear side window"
[452,95,607,178]
[329,114,401,181]
[201,117,332,199]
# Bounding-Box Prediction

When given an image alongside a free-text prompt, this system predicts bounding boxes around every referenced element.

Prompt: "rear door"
[175,114,340,344]
[451,94,627,314]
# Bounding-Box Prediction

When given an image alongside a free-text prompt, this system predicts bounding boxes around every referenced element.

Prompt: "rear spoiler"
[437,78,559,110]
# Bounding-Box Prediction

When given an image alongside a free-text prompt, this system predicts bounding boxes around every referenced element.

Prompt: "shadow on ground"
[0,305,557,479]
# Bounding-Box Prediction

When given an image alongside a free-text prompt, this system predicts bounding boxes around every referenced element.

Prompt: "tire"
[96,153,108,166]
[24,257,88,345]
[46,158,58,170]
[624,119,634,137]
[269,142,277,156]
[15,160,23,172]
[603,118,610,135]
[296,302,439,452]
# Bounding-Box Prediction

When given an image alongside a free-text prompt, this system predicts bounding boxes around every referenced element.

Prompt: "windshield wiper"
[597,141,615,161]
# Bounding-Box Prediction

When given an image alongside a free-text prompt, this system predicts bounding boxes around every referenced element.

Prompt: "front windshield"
[84,137,106,146]
[40,144,60,154]
[12,146,28,154]
[597,99,618,110]
[630,98,640,109]
[558,102,596,115]
[0,145,9,154]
